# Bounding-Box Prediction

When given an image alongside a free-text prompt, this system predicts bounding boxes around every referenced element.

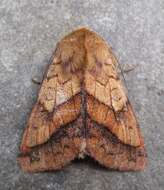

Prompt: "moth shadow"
[72,156,116,172]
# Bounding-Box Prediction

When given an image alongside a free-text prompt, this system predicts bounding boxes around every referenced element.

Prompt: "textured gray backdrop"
[0,0,164,190]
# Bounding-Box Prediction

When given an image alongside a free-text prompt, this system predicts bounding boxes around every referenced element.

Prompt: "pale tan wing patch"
[39,64,81,112]
[85,56,127,112]
[85,71,112,106]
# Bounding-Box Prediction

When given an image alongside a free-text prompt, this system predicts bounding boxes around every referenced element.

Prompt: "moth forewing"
[18,28,147,172]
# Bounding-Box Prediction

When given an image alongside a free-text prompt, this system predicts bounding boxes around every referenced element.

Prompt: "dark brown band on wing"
[86,94,142,147]
[86,118,147,171]
[18,117,84,172]
[21,94,81,151]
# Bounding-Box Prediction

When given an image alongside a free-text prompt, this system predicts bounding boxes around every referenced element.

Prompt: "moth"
[18,28,147,172]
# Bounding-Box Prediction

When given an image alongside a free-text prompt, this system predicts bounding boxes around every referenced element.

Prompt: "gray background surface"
[0,0,164,189]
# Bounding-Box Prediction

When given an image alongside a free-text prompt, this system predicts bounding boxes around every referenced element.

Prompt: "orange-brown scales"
[18,28,147,172]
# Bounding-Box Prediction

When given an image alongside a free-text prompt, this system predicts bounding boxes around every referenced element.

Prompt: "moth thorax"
[60,46,86,74]
[62,60,84,74]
